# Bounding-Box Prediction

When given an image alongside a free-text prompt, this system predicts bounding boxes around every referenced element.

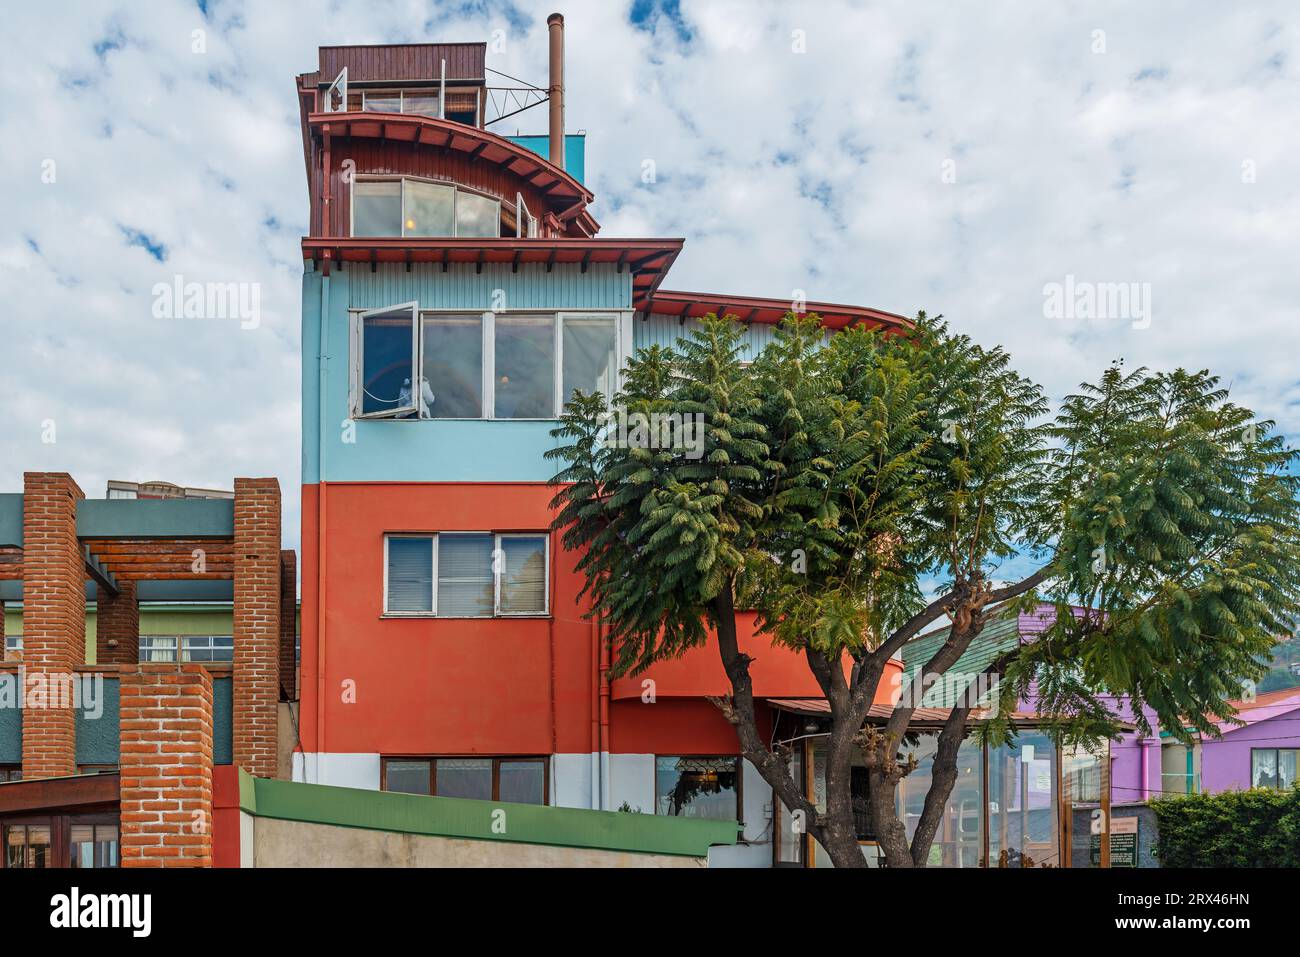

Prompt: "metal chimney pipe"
[547,13,565,168]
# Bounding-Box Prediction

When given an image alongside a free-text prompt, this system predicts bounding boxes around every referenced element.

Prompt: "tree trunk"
[908,706,970,866]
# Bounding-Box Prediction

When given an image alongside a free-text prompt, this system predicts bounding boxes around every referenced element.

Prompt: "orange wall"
[300,482,904,758]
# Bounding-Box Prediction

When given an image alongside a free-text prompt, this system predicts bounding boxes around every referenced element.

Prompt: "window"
[384,533,549,617]
[420,314,483,418]
[3,633,20,660]
[351,309,625,421]
[359,88,478,124]
[70,823,119,868]
[381,757,547,804]
[0,766,20,783]
[351,177,500,238]
[139,636,234,663]
[494,315,555,418]
[3,824,52,868]
[1251,748,1299,790]
[655,756,742,823]
[352,302,420,419]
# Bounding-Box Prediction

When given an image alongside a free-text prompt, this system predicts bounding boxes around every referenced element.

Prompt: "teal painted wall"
[0,674,19,764]
[76,675,119,766]
[303,262,632,483]
[507,134,586,184]
[633,314,826,358]
[214,676,232,765]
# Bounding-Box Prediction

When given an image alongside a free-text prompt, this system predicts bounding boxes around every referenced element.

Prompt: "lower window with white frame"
[385,532,549,617]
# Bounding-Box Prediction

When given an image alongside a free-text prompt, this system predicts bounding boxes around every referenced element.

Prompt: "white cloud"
[2,0,1298,564]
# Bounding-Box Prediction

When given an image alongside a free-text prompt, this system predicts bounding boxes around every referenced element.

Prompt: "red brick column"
[279,550,297,701]
[21,472,85,778]
[96,579,139,664]
[119,664,214,867]
[233,478,280,778]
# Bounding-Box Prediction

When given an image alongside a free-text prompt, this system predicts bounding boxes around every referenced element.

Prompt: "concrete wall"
[254,816,707,868]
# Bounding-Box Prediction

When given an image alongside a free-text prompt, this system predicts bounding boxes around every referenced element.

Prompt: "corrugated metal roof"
[319,44,486,82]
[766,698,1045,725]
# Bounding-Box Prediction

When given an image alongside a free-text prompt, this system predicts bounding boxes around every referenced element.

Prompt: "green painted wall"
[75,675,119,766]
[214,676,233,765]
[0,674,19,764]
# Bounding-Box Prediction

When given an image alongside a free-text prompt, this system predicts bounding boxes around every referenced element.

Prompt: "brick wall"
[119,665,214,867]
[233,478,281,778]
[96,578,139,664]
[279,549,297,701]
[21,472,85,778]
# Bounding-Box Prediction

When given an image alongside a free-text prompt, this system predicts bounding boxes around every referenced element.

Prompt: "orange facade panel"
[319,43,485,82]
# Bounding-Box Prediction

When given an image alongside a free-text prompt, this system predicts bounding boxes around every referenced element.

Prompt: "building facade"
[292,21,910,866]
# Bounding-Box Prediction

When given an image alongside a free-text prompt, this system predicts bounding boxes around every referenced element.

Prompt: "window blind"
[386,537,434,612]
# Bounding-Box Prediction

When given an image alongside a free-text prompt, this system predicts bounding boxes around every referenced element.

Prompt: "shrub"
[1150,786,1300,867]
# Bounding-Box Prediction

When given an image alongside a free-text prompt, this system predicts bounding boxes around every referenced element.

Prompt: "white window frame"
[350,301,420,419]
[382,532,550,618]
[493,533,551,617]
[516,192,537,238]
[351,308,631,422]
[350,176,500,239]
[324,67,347,113]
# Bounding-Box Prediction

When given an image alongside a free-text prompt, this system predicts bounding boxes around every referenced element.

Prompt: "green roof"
[240,772,737,858]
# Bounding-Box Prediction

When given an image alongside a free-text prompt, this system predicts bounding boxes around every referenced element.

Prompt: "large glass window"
[384,533,548,617]
[4,825,51,869]
[382,757,546,804]
[655,756,741,822]
[352,308,623,421]
[494,315,556,419]
[1252,748,1299,790]
[988,733,1060,868]
[562,315,619,406]
[352,180,403,237]
[351,178,499,237]
[456,190,500,238]
[403,180,455,237]
[421,314,483,418]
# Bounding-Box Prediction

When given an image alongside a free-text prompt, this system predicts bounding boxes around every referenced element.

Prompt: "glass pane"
[897,733,983,867]
[777,749,804,864]
[494,315,555,419]
[96,824,119,868]
[498,761,545,805]
[402,93,440,117]
[498,536,546,614]
[1252,749,1278,789]
[1281,750,1299,790]
[436,758,492,800]
[421,315,483,418]
[437,534,493,617]
[386,538,434,613]
[139,636,177,663]
[988,733,1059,868]
[562,317,618,407]
[71,825,94,868]
[5,826,25,868]
[352,180,402,236]
[363,93,401,113]
[455,190,499,238]
[655,757,740,821]
[359,306,416,416]
[403,180,454,237]
[385,760,431,795]
[27,825,52,868]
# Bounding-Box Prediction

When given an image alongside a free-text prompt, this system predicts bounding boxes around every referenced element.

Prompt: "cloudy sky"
[2,0,1298,560]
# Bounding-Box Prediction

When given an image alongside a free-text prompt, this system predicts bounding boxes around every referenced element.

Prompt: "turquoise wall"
[0,673,233,770]
[507,133,586,184]
[302,262,632,484]
[0,676,18,763]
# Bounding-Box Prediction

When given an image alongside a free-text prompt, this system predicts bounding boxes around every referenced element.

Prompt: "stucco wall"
[254,816,707,867]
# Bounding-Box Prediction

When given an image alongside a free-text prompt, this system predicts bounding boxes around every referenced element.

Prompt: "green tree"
[547,313,1300,868]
